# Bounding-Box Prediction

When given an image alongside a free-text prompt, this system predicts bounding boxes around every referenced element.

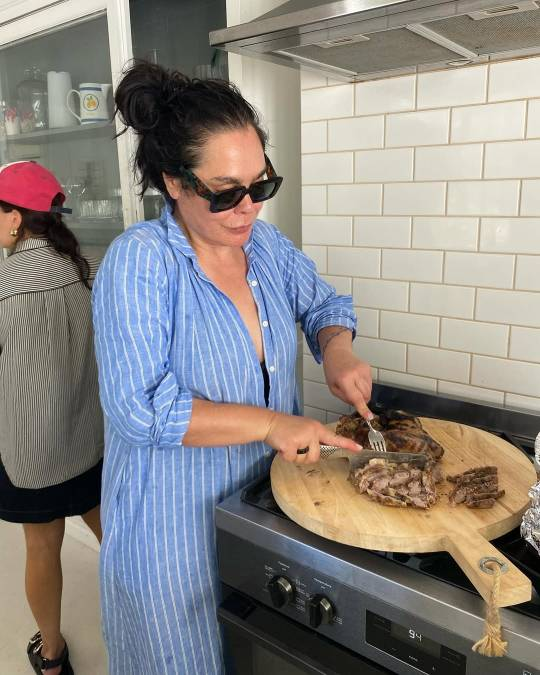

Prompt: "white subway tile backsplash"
[384,183,446,215]
[417,66,487,109]
[505,393,540,413]
[480,218,540,253]
[408,345,470,383]
[382,249,443,282]
[379,369,437,392]
[355,148,413,182]
[476,289,540,328]
[355,306,379,338]
[303,216,352,245]
[302,153,353,184]
[301,55,540,414]
[413,217,478,251]
[354,216,411,248]
[302,186,326,214]
[447,181,519,216]
[301,121,327,153]
[303,245,327,273]
[484,140,540,178]
[321,274,352,295]
[328,116,384,151]
[328,184,382,215]
[328,247,380,278]
[510,327,540,363]
[415,144,482,181]
[303,380,351,414]
[303,405,328,423]
[380,311,439,346]
[451,101,526,143]
[515,255,540,291]
[301,85,354,121]
[353,336,406,371]
[440,318,509,357]
[353,278,409,311]
[303,355,326,384]
[488,56,540,102]
[386,109,449,147]
[526,99,540,138]
[355,75,415,115]
[472,355,540,397]
[521,180,540,215]
[438,381,504,406]
[300,71,327,90]
[410,283,475,319]
[444,252,514,289]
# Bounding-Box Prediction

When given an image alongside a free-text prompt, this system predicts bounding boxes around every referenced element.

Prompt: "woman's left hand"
[323,348,373,420]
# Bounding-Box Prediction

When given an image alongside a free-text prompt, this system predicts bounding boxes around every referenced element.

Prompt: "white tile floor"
[0,519,108,674]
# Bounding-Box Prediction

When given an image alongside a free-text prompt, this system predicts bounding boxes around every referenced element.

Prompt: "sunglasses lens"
[211,188,245,213]
[250,178,282,203]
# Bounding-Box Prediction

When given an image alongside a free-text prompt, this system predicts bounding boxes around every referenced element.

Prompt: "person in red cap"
[0,161,104,675]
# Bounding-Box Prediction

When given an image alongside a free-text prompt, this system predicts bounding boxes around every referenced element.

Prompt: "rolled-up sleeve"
[275,228,356,363]
[92,235,192,447]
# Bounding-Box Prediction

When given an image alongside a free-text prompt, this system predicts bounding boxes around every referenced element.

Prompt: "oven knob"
[308,594,335,628]
[267,575,294,608]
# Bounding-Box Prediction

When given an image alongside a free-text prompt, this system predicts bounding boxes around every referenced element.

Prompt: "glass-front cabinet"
[0,0,140,260]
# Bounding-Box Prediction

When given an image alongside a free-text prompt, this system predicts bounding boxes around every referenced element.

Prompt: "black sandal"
[27,632,74,674]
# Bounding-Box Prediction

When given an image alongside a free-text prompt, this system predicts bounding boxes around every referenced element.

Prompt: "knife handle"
[297,445,352,459]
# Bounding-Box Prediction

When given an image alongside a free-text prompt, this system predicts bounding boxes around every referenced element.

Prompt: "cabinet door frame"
[0,0,143,230]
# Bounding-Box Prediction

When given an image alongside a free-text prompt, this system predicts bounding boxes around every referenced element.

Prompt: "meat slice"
[349,458,438,509]
[447,466,504,509]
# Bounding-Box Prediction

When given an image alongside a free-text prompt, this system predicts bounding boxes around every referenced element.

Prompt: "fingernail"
[355,443,363,451]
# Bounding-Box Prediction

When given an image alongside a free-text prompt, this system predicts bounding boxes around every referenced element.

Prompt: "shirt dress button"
[262,320,269,328]
[268,365,275,373]
[250,280,258,287]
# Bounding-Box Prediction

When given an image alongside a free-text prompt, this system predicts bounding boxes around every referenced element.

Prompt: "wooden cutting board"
[271,418,537,607]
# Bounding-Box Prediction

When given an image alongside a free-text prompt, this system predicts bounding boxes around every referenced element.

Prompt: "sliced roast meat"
[349,458,438,509]
[447,466,503,509]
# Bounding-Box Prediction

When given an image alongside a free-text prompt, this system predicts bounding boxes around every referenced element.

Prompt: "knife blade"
[319,444,427,471]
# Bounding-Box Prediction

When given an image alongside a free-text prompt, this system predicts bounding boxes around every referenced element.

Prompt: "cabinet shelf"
[4,121,115,144]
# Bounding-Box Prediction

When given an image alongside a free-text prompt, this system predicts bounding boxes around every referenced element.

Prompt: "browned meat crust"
[447,466,504,509]
[349,458,438,509]
[336,409,445,462]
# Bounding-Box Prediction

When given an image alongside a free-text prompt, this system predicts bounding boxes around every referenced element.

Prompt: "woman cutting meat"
[92,61,373,674]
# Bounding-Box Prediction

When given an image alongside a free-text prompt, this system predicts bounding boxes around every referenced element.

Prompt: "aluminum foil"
[521,482,540,555]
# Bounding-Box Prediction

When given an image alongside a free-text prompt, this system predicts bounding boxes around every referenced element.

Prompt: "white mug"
[66,83,111,124]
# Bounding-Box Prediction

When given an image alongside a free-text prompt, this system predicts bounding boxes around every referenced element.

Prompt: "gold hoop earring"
[9,229,18,237]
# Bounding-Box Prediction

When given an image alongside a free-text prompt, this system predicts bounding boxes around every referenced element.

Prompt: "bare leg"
[81,504,102,543]
[23,519,66,675]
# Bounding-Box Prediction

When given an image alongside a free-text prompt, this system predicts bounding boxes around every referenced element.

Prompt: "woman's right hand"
[263,412,362,464]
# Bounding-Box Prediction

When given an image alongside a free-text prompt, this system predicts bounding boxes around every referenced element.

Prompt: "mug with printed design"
[66,83,111,124]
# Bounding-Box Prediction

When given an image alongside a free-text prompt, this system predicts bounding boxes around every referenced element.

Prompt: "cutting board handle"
[445,529,531,607]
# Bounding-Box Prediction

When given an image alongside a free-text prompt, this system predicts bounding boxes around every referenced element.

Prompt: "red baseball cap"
[0,161,71,214]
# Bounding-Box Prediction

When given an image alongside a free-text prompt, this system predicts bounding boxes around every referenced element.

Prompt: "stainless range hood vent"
[210,0,540,82]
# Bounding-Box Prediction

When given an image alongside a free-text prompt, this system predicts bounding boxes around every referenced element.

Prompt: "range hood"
[210,0,540,81]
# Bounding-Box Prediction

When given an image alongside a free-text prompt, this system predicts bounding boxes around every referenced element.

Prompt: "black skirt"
[0,457,102,524]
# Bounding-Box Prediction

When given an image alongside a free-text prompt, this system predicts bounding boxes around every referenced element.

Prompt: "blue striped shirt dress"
[91,205,356,674]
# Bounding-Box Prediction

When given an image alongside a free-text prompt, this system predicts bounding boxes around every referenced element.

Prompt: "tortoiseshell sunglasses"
[177,154,283,213]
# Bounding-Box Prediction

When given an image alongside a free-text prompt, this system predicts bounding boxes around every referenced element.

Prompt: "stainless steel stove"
[216,385,540,675]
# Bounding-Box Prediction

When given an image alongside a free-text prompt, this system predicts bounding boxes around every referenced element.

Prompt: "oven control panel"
[217,529,538,675]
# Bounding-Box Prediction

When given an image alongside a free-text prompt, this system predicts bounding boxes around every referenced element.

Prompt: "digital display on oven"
[390,622,440,658]
[366,610,467,675]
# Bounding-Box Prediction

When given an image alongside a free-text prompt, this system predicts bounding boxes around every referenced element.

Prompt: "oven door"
[219,587,393,675]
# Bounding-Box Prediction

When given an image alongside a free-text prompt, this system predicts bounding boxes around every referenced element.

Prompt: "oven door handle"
[218,591,391,675]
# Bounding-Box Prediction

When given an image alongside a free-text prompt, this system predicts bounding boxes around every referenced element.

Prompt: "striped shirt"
[0,238,103,488]
[92,205,356,675]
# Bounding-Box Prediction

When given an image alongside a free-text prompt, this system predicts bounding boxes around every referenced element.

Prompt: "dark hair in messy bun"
[114,61,268,196]
[0,196,90,288]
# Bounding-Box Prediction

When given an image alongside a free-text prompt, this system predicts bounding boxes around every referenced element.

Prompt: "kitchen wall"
[300,55,540,422]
